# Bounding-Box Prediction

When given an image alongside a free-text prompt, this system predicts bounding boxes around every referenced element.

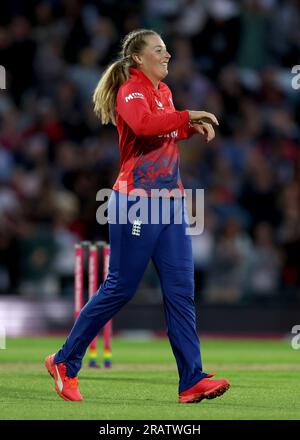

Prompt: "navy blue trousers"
[55,191,207,393]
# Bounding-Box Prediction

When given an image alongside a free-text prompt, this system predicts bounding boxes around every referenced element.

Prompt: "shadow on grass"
[210,401,300,411]
[85,397,174,405]
[30,372,175,386]
[0,386,57,403]
[80,375,175,385]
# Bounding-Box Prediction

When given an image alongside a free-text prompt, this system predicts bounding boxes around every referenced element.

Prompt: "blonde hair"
[93,29,159,125]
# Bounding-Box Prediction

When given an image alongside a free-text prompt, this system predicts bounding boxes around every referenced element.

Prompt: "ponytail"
[93,57,129,125]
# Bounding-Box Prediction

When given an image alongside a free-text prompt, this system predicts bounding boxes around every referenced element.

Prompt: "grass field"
[0,336,299,420]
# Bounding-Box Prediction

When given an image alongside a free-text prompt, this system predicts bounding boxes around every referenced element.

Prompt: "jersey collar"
[128,67,161,90]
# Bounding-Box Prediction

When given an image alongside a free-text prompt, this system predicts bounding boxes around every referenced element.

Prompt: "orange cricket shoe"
[45,354,83,402]
[178,374,230,404]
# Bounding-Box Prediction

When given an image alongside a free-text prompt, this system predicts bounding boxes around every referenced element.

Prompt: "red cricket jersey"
[113,68,196,196]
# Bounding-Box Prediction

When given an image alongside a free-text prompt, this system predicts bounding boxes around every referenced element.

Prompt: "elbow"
[133,126,156,136]
[132,126,147,136]
[131,115,159,137]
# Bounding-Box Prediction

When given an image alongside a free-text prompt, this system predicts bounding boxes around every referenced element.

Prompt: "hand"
[188,110,219,126]
[193,122,215,143]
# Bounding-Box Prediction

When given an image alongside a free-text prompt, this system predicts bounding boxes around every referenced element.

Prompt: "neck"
[140,69,160,89]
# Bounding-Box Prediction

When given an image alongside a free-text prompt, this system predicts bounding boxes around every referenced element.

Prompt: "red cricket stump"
[88,244,99,367]
[103,244,112,368]
[74,244,84,321]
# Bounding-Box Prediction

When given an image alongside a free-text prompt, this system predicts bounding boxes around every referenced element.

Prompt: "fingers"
[198,114,219,126]
[193,124,206,136]
[203,123,215,142]
[189,111,219,126]
[199,112,219,126]
[193,122,215,142]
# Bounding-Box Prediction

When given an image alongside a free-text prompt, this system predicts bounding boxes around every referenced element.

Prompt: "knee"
[100,274,136,302]
[164,270,194,299]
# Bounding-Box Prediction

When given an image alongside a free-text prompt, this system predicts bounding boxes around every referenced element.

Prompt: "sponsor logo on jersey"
[158,130,178,138]
[125,92,145,102]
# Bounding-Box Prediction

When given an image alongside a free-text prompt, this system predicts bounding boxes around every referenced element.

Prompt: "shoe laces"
[65,376,79,389]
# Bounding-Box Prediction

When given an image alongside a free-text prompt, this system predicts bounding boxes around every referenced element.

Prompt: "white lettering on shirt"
[124,92,145,102]
[158,130,178,138]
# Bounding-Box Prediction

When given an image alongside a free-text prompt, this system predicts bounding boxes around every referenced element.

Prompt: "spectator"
[244,222,281,304]
[0,1,299,306]
[204,217,252,303]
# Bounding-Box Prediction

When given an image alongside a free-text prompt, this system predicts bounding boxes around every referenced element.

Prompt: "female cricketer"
[45,29,230,403]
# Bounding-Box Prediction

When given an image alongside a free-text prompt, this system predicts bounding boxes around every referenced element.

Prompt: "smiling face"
[132,34,171,87]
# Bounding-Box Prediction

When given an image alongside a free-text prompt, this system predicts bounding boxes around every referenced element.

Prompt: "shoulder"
[118,76,149,102]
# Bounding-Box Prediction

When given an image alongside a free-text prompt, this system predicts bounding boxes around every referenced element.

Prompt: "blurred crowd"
[0,0,300,305]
